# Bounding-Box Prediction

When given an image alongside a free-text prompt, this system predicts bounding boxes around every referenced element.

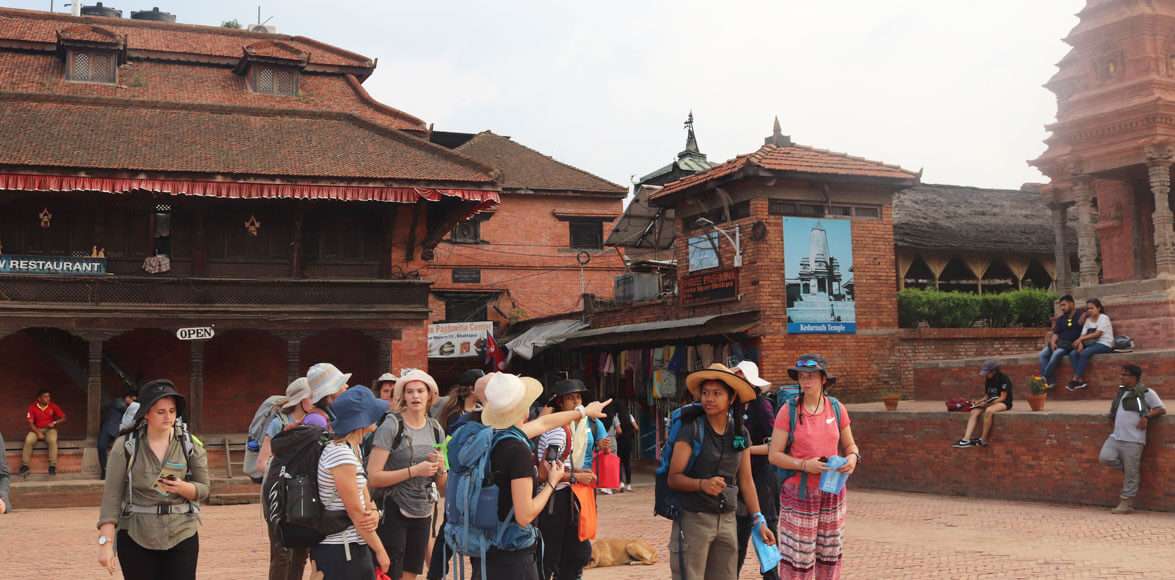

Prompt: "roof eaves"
[343,74,427,132]
[459,131,628,194]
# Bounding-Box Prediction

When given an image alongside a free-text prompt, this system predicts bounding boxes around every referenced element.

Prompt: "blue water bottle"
[819,456,848,494]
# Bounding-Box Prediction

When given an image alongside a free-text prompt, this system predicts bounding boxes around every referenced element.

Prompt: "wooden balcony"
[0,274,431,320]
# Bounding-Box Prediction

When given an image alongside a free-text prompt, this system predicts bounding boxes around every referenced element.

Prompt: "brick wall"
[895,328,1043,398]
[428,193,626,320]
[393,320,429,374]
[850,409,1173,511]
[914,348,1175,402]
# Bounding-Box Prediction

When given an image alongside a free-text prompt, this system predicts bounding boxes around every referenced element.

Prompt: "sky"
[7,0,1086,190]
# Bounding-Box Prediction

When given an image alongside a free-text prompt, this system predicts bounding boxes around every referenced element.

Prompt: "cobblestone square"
[2,485,1172,579]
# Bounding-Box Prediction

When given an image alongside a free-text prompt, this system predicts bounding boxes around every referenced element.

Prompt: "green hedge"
[898,288,1056,329]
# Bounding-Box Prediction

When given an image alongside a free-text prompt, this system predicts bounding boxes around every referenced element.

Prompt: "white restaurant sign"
[428,321,492,359]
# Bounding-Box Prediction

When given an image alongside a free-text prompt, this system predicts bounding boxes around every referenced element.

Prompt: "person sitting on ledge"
[1098,364,1165,515]
[1038,294,1082,390]
[1068,298,1114,391]
[953,360,1012,449]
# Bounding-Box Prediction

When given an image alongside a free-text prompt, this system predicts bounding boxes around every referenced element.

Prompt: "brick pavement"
[1,486,1173,579]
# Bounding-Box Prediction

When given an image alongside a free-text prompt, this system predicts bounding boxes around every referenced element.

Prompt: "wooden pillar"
[290,203,304,279]
[1050,203,1071,291]
[1147,146,1175,276]
[86,337,104,440]
[193,203,208,276]
[286,335,303,384]
[189,341,204,431]
[1074,175,1100,287]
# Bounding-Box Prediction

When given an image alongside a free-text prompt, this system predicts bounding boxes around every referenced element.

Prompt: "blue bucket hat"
[329,385,388,436]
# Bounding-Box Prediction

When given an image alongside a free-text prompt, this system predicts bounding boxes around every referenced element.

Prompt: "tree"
[221,19,241,29]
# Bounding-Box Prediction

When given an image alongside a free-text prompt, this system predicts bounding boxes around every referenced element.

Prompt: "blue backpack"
[773,384,802,414]
[653,402,706,520]
[773,396,842,499]
[443,422,537,580]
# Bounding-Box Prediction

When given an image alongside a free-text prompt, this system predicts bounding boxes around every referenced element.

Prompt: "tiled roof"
[0,7,371,69]
[243,40,310,64]
[56,24,121,44]
[652,143,918,200]
[0,94,494,184]
[454,131,627,195]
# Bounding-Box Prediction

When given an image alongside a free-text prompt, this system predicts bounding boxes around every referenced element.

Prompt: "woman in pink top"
[768,354,860,580]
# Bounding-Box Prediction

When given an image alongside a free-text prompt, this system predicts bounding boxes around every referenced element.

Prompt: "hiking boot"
[18,465,29,476]
[48,465,56,476]
[1111,496,1134,515]
[952,439,974,448]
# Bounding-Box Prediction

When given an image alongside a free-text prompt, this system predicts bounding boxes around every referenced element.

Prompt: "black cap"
[1122,364,1143,379]
[548,378,588,404]
[457,368,486,387]
[134,379,186,421]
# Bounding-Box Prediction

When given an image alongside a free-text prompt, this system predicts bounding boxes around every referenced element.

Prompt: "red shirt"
[774,397,851,488]
[27,402,65,429]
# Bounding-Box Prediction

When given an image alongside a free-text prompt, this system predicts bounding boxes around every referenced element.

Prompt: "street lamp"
[694,217,742,268]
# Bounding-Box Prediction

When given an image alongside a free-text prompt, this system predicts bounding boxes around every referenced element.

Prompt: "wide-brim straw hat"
[307,362,351,404]
[686,363,757,404]
[482,373,544,429]
[281,377,312,409]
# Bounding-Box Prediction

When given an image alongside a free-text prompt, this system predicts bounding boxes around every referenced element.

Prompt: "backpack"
[774,385,802,414]
[653,402,706,520]
[262,425,351,548]
[1110,387,1152,419]
[443,422,537,580]
[248,395,289,450]
[361,412,445,461]
[774,397,843,499]
[122,419,202,515]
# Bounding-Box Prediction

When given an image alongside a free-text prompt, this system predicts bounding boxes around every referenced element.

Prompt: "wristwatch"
[97,535,110,546]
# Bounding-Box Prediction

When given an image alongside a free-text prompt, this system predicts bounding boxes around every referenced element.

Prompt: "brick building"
[424,130,627,384]
[0,7,499,472]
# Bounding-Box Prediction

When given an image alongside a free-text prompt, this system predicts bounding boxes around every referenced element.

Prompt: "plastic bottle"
[819,455,849,494]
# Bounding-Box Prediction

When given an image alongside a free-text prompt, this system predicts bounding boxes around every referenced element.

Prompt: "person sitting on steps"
[1068,298,1114,391]
[953,360,1012,448]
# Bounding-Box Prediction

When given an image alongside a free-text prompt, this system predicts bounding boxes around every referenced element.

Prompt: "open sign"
[176,327,215,341]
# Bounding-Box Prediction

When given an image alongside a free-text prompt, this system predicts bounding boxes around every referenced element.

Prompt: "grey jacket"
[0,433,11,512]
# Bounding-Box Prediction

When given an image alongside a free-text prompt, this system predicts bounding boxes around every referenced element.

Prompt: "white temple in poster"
[784,217,856,334]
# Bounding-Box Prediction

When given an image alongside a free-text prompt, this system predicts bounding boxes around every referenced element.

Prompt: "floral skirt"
[776,479,845,580]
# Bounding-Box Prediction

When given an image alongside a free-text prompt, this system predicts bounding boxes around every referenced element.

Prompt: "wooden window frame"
[65,49,117,85]
[569,219,604,250]
[248,64,300,96]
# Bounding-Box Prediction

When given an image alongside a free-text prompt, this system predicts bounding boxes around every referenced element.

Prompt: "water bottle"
[819,456,848,494]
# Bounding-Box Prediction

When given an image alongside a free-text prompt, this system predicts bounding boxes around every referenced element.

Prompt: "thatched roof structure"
[893,184,1076,256]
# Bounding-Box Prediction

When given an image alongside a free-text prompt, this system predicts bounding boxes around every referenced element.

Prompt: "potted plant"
[881,389,901,411]
[1027,375,1050,411]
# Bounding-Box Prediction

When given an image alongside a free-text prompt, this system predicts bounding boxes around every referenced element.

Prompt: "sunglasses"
[795,359,822,368]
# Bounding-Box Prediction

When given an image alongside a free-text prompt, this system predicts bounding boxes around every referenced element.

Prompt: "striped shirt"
[317,442,366,545]
[536,428,571,491]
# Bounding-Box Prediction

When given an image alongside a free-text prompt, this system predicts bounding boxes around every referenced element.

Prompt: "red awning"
[0,172,500,209]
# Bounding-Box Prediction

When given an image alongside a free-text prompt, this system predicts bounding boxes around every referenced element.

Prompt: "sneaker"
[48,465,56,476]
[600,488,614,495]
[625,484,633,492]
[953,439,974,448]
[975,439,988,447]
[18,465,29,476]
[1071,381,1088,391]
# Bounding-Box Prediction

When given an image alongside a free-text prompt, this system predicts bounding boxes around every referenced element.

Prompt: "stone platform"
[913,348,1174,401]
[847,400,1173,512]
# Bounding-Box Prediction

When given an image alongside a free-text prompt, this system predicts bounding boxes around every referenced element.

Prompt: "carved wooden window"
[66,50,116,84]
[251,65,299,96]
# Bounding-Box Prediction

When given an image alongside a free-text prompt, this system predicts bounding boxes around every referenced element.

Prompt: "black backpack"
[263,425,351,548]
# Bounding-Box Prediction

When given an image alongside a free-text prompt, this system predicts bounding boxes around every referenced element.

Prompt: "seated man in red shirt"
[22,389,66,476]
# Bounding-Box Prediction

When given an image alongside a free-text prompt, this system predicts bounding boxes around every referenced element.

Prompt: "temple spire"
[765,115,792,147]
[678,110,705,159]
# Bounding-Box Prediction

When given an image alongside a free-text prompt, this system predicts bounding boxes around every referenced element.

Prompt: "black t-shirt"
[743,395,775,474]
[1053,312,1082,344]
[675,417,749,514]
[490,435,536,522]
[985,372,1013,408]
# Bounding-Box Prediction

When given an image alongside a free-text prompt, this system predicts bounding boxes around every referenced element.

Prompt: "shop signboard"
[0,255,106,276]
[428,321,493,358]
[680,268,739,305]
[783,217,856,334]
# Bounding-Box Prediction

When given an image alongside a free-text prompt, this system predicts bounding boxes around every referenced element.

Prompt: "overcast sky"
[10,0,1086,190]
